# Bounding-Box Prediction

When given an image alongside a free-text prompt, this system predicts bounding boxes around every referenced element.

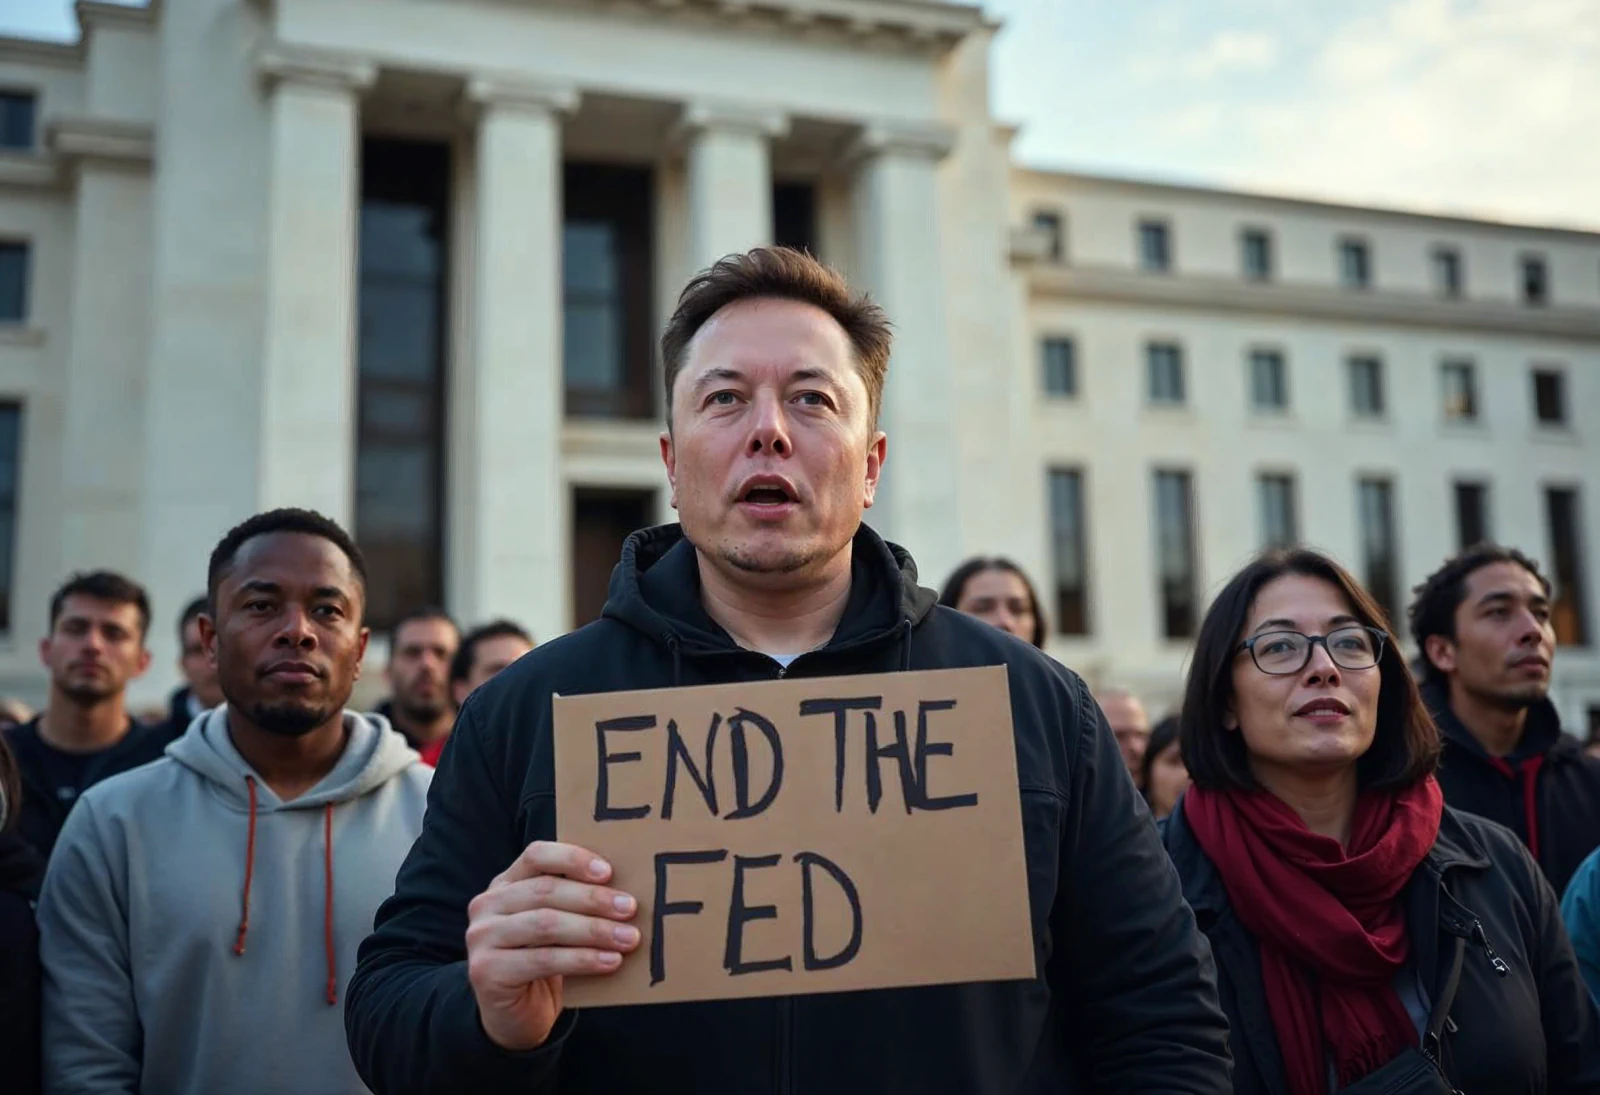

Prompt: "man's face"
[1098,693,1151,784]
[203,532,369,738]
[180,617,224,709]
[386,617,459,723]
[1427,561,1555,709]
[39,596,152,705]
[661,298,886,584]
[451,633,534,708]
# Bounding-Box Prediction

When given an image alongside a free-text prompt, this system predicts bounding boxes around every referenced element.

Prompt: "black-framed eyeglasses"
[1236,625,1387,676]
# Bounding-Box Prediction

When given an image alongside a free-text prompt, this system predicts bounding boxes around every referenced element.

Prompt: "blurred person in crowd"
[1408,543,1600,896]
[1586,732,1600,763]
[1560,844,1600,1003]
[1162,547,1600,1092]
[938,556,1046,648]
[37,509,432,1095]
[1095,686,1151,789]
[1141,715,1189,820]
[2,571,165,872]
[377,607,460,757]
[0,697,32,730]
[345,248,1231,1094]
[0,732,42,1095]
[449,620,534,706]
[159,594,226,739]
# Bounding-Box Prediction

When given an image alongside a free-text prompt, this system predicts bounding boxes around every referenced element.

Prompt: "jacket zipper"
[1470,919,1510,975]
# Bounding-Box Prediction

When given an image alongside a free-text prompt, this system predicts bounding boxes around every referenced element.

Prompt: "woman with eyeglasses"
[1161,548,1600,1093]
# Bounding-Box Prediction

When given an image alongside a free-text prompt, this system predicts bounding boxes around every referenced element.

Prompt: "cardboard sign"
[553,665,1036,1008]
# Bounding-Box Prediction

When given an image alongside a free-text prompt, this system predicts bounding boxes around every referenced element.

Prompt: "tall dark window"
[1455,481,1490,550]
[1048,469,1090,636]
[1138,220,1172,272]
[355,140,450,630]
[1432,247,1463,298]
[0,92,36,150]
[1154,470,1199,639]
[0,241,27,323]
[1358,477,1401,629]
[1522,254,1548,306]
[0,402,19,632]
[1547,488,1590,646]
[1250,348,1288,411]
[1146,342,1185,405]
[1241,228,1273,281]
[773,182,818,256]
[1339,238,1371,289]
[564,163,655,419]
[1441,359,1478,421]
[1042,337,1076,397]
[1349,355,1385,418]
[1033,210,1065,262]
[1258,474,1298,549]
[1533,368,1568,426]
[572,488,655,628]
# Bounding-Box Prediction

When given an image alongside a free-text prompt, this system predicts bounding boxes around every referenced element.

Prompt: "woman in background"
[1142,716,1189,820]
[939,557,1046,648]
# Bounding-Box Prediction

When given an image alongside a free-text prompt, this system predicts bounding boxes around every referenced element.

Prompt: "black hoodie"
[346,524,1232,1094]
[1426,680,1600,897]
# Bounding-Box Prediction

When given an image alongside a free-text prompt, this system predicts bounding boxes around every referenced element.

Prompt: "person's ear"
[660,431,678,510]
[1423,634,1458,676]
[355,628,370,680]
[862,432,887,508]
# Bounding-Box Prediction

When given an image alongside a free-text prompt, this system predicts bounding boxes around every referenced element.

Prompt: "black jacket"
[1426,681,1600,897]
[1164,799,1600,1093]
[346,524,1232,1094]
[0,828,42,1095]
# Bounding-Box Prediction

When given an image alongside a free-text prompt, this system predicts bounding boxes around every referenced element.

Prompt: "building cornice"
[76,0,161,34]
[0,152,61,191]
[1027,264,1600,342]
[257,45,378,93]
[47,116,154,170]
[0,36,84,69]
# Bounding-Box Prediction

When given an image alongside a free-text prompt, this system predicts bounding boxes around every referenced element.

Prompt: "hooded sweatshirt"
[344,524,1231,1094]
[37,707,432,1095]
[1426,680,1600,897]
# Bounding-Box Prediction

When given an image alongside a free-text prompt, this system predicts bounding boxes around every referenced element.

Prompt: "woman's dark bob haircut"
[1179,547,1440,794]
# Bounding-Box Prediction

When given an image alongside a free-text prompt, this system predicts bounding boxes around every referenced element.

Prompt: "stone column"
[255,48,374,523]
[676,101,788,271]
[847,121,960,580]
[456,77,577,642]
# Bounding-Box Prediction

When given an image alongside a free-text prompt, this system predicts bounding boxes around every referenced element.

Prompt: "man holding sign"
[346,248,1231,1093]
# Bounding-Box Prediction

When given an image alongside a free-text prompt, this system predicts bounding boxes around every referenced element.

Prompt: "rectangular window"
[1249,348,1288,412]
[572,488,657,629]
[1339,238,1371,289]
[1455,481,1490,550]
[1048,469,1090,636]
[355,139,450,631]
[1358,478,1401,630]
[1033,210,1065,262]
[1547,488,1590,646]
[0,92,37,151]
[772,182,818,257]
[1348,355,1386,418]
[1533,368,1567,426]
[564,163,655,420]
[0,402,19,632]
[1432,247,1463,298]
[1441,359,1478,422]
[1258,474,1298,549]
[1042,337,1076,397]
[1154,470,1199,639]
[1241,227,1273,281]
[1138,220,1171,272]
[1146,342,1185,405]
[0,241,27,323]
[1522,254,1548,306]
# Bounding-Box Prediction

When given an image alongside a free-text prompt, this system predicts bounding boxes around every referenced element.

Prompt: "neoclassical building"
[1,0,1598,727]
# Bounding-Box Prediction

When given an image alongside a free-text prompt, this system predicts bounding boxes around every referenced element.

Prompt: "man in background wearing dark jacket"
[345,248,1231,1094]
[158,595,225,739]
[1410,543,1600,895]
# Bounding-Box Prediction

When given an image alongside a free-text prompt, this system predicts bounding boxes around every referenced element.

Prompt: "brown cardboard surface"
[553,665,1036,1008]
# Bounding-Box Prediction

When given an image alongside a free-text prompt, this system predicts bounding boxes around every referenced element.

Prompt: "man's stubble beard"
[244,699,336,738]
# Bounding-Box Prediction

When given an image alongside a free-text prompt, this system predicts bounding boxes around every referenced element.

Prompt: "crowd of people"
[2,245,1599,1092]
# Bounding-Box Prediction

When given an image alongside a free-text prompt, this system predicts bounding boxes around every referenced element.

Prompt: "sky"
[5,0,1597,230]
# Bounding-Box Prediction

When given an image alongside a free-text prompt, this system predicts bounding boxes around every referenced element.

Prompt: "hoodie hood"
[1422,679,1573,766]
[168,706,422,811]
[601,522,938,666]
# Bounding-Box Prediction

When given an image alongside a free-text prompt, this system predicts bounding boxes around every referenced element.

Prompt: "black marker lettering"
[798,697,883,812]
[723,853,793,976]
[794,851,863,971]
[662,714,720,820]
[913,699,978,811]
[867,710,918,814]
[725,707,784,820]
[650,849,729,986]
[594,715,655,821]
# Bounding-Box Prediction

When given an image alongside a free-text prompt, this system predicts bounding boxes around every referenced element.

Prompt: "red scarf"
[1184,776,1443,1094]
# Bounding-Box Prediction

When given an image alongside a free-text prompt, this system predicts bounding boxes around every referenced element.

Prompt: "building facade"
[0,0,1597,727]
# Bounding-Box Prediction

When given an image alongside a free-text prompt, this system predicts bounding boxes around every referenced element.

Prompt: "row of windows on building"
[1031,208,1575,306]
[1045,466,1592,650]
[1040,336,1576,428]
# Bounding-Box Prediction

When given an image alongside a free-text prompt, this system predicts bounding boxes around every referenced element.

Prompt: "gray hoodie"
[38,707,432,1095]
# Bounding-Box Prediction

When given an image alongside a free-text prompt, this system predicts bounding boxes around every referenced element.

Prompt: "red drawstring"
[324,803,337,1006]
[1488,755,1545,863]
[233,776,258,956]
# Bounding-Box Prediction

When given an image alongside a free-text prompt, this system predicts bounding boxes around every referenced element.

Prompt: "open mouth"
[738,477,798,507]
[1295,698,1351,717]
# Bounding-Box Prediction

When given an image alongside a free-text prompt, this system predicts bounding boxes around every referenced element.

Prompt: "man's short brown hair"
[659,247,893,430]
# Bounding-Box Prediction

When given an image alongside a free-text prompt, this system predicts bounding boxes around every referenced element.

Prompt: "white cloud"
[1184,30,1280,78]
